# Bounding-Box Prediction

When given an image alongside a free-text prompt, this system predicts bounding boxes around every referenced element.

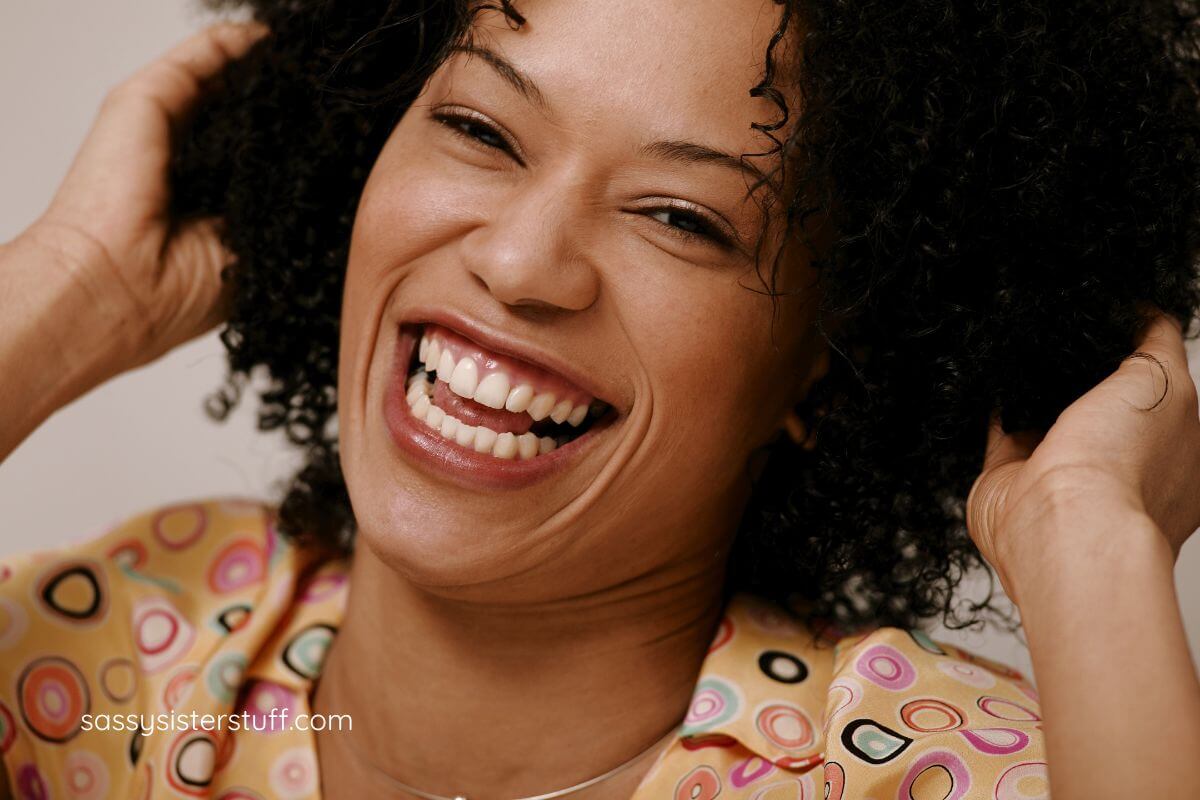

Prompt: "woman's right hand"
[9,21,267,373]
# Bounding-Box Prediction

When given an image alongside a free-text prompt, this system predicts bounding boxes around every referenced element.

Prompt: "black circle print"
[757,650,809,684]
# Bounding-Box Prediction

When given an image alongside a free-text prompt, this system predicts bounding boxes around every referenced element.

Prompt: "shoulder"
[0,496,282,631]
[0,496,338,793]
[822,625,1046,798]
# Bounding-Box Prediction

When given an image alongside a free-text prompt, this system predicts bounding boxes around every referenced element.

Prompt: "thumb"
[966,411,1042,559]
[147,216,237,361]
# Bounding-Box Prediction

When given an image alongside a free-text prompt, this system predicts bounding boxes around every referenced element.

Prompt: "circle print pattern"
[708,616,734,653]
[18,656,90,743]
[163,665,199,712]
[748,774,816,800]
[682,676,741,734]
[900,698,965,733]
[166,730,217,796]
[98,658,138,703]
[907,629,946,655]
[897,749,971,800]
[823,761,846,800]
[282,624,336,680]
[995,762,1050,800]
[730,756,776,788]
[153,504,208,550]
[239,680,297,733]
[758,650,808,684]
[107,539,147,569]
[129,720,149,766]
[840,718,913,765]
[64,750,110,800]
[35,561,108,623]
[214,604,253,635]
[132,596,195,674]
[207,539,266,594]
[674,765,721,800]
[15,764,49,800]
[855,644,917,691]
[754,702,815,752]
[977,696,1040,722]
[825,677,862,728]
[300,572,347,604]
[0,596,28,650]
[206,653,247,703]
[269,747,319,799]
[0,701,15,752]
[937,659,997,690]
[959,727,1029,756]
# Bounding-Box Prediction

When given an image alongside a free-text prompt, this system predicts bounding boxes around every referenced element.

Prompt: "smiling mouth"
[400,322,614,460]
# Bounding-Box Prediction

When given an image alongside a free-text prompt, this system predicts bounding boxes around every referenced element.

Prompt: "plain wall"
[2,0,1198,681]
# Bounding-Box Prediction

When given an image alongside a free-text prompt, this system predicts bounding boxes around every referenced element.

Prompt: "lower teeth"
[404,370,577,459]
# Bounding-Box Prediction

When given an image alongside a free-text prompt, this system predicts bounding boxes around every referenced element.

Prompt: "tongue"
[433,380,535,435]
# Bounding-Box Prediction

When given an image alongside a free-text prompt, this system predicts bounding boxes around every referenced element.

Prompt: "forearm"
[1013,508,1200,799]
[0,227,139,462]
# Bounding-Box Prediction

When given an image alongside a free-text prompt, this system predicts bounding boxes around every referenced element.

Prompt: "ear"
[782,410,810,447]
[779,344,831,450]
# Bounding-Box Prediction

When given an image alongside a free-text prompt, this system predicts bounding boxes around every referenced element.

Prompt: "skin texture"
[319,1,825,794]
[966,312,1200,798]
[1,6,1199,800]
[173,0,1200,634]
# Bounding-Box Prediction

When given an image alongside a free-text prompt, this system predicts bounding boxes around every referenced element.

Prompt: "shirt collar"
[256,560,833,768]
[678,592,834,768]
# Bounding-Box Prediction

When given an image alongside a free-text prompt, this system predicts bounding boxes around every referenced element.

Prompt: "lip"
[382,327,619,490]
[397,307,619,410]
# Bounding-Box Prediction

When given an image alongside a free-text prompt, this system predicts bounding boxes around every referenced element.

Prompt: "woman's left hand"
[966,309,1200,601]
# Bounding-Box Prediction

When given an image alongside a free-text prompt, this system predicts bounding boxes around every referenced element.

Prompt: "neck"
[313,545,727,799]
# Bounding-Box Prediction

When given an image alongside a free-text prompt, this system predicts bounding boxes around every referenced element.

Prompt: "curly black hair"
[171,0,1200,631]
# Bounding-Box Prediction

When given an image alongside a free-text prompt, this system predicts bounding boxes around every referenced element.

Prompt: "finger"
[114,22,269,126]
[1131,307,1188,362]
[154,217,238,352]
[980,410,1042,473]
[1117,310,1194,410]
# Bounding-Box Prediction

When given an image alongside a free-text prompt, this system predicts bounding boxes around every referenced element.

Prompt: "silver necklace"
[378,722,683,800]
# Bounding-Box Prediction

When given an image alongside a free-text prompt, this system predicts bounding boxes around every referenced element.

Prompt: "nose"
[458,172,600,313]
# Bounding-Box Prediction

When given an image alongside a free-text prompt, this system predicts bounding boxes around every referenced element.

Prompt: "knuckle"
[100,82,134,109]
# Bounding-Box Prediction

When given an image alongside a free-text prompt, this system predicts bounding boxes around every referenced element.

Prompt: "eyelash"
[430,109,733,248]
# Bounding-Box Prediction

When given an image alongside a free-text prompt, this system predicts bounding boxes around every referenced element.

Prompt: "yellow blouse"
[0,498,1047,798]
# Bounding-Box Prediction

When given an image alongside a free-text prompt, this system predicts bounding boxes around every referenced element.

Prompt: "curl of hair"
[173,0,1200,630]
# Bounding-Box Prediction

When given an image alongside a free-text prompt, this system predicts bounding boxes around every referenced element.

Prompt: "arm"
[1015,498,1200,798]
[967,312,1200,799]
[0,22,267,465]
[0,227,140,462]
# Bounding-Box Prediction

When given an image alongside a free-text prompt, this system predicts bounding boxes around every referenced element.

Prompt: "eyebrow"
[448,42,773,189]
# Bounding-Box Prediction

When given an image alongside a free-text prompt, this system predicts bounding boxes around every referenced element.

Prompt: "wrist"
[5,222,145,385]
[1000,499,1172,613]
[1,227,143,427]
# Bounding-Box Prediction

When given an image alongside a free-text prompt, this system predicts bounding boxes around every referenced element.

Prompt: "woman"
[1,0,1199,797]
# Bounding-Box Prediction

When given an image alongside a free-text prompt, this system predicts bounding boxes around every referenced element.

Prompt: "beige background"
[2,0,1198,680]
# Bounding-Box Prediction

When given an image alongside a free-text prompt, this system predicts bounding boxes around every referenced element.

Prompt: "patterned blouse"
[0,498,1047,799]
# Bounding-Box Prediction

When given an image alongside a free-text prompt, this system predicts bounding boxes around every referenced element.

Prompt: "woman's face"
[337,0,825,600]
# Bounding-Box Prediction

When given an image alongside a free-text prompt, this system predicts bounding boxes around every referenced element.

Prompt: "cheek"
[627,267,792,471]
[348,150,471,288]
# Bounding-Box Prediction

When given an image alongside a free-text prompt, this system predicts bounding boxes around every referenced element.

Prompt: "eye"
[645,206,733,248]
[431,108,524,165]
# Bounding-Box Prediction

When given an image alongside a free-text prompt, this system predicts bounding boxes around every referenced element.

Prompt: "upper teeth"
[418,331,593,427]
[406,371,558,460]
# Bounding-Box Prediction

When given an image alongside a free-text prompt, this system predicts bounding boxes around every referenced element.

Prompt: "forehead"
[455,0,793,158]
